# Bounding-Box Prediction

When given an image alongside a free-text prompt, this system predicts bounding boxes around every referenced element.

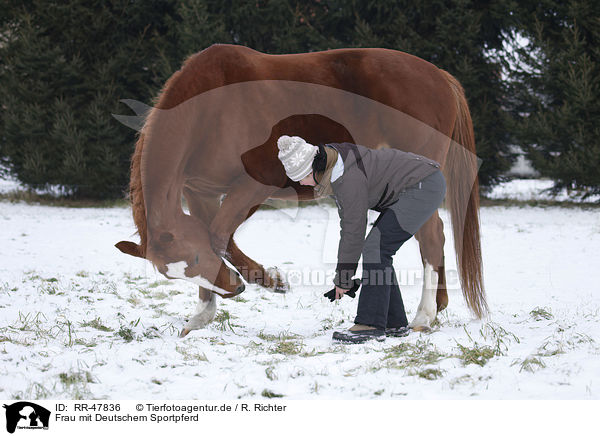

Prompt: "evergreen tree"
[1,0,519,197]
[511,0,600,197]
[0,0,182,198]
[176,0,330,56]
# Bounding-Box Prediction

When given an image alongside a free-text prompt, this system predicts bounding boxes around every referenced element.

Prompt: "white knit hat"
[277,135,318,181]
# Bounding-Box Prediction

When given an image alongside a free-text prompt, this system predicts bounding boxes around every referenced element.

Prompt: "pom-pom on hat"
[277,135,318,181]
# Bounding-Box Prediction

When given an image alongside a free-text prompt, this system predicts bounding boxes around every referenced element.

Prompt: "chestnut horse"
[115,44,487,337]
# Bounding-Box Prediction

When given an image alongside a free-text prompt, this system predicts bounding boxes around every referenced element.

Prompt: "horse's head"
[116,215,245,298]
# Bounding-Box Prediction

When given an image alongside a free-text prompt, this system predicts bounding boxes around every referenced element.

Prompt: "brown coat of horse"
[116,44,487,336]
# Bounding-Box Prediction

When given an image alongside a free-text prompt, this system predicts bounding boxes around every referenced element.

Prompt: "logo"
[3,402,50,434]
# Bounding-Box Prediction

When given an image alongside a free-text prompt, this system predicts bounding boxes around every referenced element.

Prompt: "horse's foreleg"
[177,189,222,337]
[226,224,290,293]
[185,187,288,294]
[179,287,217,337]
[409,212,446,331]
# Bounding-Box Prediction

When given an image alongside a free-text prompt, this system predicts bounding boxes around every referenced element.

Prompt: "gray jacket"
[327,142,441,289]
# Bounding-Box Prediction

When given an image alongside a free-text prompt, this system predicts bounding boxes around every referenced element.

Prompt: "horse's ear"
[115,241,145,258]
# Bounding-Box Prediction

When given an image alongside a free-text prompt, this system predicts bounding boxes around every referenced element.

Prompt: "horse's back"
[160,45,452,124]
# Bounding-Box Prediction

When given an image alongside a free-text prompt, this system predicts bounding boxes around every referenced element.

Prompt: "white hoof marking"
[409,262,438,330]
[181,292,217,334]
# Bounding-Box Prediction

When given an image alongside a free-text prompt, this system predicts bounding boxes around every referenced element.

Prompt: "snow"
[1,182,599,399]
[0,175,20,194]
[487,178,600,203]
[0,171,72,197]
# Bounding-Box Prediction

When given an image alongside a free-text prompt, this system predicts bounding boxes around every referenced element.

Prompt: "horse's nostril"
[235,283,245,295]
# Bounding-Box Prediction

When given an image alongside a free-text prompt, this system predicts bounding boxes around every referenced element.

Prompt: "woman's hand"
[335,285,349,300]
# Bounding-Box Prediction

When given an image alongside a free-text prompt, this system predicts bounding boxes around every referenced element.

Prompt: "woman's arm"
[332,179,369,290]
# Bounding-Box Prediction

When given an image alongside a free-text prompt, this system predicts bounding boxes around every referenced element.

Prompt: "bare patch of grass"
[175,345,209,362]
[13,382,52,400]
[0,189,128,208]
[480,196,600,210]
[530,307,553,321]
[1,282,19,295]
[115,326,136,342]
[271,340,303,355]
[265,367,278,380]
[363,339,448,375]
[570,332,595,345]
[143,326,161,339]
[126,295,142,307]
[454,342,499,367]
[258,330,299,342]
[512,356,547,373]
[479,322,520,354]
[58,370,96,399]
[414,368,445,380]
[9,311,49,339]
[214,310,240,332]
[80,317,112,332]
[448,374,492,389]
[320,316,344,331]
[38,282,62,295]
[0,334,35,346]
[382,339,447,367]
[536,339,566,357]
[148,280,170,289]
[74,338,98,348]
[151,291,170,299]
[261,388,284,398]
[59,370,95,385]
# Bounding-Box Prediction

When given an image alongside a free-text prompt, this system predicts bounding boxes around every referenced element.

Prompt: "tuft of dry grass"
[261,389,284,398]
[530,307,553,321]
[454,342,499,367]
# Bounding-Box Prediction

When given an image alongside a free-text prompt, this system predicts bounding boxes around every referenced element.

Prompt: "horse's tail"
[441,69,488,318]
[115,132,147,259]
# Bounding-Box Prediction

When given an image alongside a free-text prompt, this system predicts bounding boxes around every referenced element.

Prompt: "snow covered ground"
[487,178,600,203]
[0,180,599,399]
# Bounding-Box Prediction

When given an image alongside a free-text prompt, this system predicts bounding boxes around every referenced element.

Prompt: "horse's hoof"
[436,293,448,312]
[409,303,437,332]
[179,293,217,337]
[266,267,290,294]
[273,281,290,294]
[411,325,432,333]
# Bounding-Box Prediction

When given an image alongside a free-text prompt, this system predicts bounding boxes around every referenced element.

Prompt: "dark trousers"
[354,170,446,329]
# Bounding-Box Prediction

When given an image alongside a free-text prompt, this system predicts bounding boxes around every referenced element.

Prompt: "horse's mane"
[129,49,211,256]
[129,130,147,256]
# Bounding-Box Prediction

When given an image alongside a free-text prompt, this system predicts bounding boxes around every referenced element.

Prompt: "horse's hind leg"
[409,211,447,331]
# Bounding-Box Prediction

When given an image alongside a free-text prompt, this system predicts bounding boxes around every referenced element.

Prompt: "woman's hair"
[312,143,327,174]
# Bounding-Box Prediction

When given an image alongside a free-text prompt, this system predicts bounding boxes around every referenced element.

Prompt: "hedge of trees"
[0,0,598,199]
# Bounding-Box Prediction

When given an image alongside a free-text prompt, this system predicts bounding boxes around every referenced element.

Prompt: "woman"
[277,135,446,344]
